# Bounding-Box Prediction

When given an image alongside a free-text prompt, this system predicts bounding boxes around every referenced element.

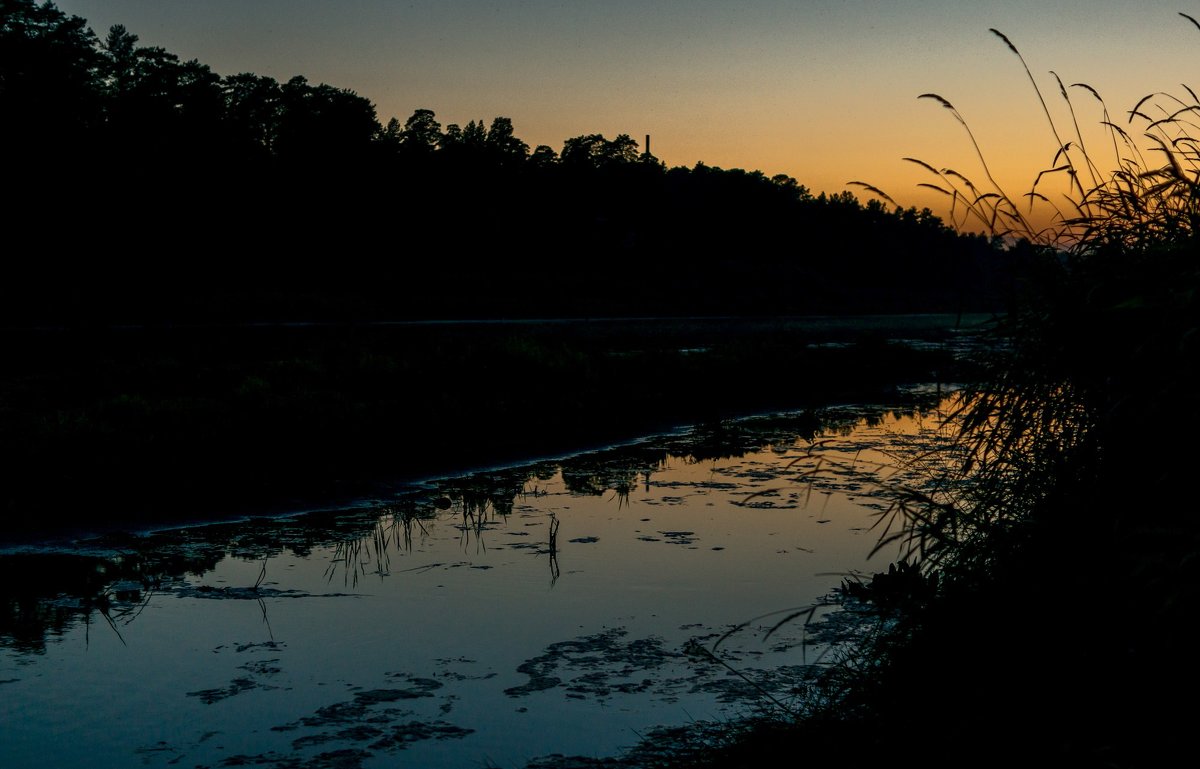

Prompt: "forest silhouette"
[4,5,1198,768]
[2,0,1009,324]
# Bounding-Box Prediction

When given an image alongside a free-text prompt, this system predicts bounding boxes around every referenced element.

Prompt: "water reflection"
[0,399,950,652]
[0,395,957,769]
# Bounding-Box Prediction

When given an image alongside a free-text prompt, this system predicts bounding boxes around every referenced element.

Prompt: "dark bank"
[1,314,982,541]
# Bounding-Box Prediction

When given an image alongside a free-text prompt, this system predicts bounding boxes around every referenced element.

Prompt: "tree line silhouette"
[3,1,1010,323]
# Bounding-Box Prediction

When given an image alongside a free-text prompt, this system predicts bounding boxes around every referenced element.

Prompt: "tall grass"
[894,20,1198,251]
[858,18,1199,591]
[609,18,1197,769]
[782,19,1200,766]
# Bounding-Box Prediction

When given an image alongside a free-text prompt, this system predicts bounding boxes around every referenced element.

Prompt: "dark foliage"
[2,1,1008,326]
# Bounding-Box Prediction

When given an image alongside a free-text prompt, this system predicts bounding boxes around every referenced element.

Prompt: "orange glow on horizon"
[49,1,1200,241]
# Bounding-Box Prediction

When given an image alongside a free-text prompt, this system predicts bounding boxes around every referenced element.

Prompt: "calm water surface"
[0,397,956,768]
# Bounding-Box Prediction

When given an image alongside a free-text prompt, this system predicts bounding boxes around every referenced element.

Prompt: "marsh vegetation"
[644,19,1200,769]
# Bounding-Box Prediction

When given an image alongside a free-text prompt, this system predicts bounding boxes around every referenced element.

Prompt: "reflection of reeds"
[83,592,126,648]
[548,513,560,554]
[249,557,276,639]
[457,498,493,554]
[253,558,267,591]
[323,504,433,586]
[395,507,428,552]
[326,538,363,587]
[736,402,967,571]
[685,597,879,719]
[547,513,560,586]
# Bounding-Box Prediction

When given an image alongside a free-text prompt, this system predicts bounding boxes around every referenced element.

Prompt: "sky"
[52,1,1200,230]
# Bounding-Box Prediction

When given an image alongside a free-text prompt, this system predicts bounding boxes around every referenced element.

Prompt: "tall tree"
[485,116,529,160]
[223,72,283,161]
[400,107,441,153]
[97,25,225,168]
[1,0,102,171]
[460,119,487,149]
[276,75,379,165]
[529,144,558,168]
[561,133,640,168]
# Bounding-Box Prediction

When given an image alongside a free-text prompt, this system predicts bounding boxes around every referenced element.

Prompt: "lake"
[0,392,960,768]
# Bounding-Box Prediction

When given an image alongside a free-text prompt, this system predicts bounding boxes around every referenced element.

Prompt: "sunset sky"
[54,1,1199,229]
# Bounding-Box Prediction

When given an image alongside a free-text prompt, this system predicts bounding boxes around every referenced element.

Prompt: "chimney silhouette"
[645,134,651,157]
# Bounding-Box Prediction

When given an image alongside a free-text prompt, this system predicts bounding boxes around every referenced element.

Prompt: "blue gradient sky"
[53,1,1200,224]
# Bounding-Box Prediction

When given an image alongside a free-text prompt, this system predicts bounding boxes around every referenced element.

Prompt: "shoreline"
[1,316,986,543]
[1,384,955,553]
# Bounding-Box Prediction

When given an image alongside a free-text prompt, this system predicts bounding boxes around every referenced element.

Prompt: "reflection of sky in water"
[0,403,956,768]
